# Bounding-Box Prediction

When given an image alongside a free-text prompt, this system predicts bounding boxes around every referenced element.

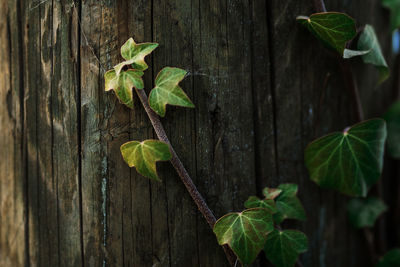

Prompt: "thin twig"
[135,88,237,266]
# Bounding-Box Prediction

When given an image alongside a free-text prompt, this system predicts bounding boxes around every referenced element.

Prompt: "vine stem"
[135,88,237,266]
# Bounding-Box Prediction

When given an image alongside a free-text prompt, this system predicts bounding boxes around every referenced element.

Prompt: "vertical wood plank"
[0,0,26,266]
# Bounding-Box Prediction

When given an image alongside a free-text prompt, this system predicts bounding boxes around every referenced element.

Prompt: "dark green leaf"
[104,69,144,108]
[213,208,274,265]
[120,140,172,181]
[264,229,308,267]
[382,0,400,31]
[376,248,400,267]
[114,37,158,75]
[244,196,277,214]
[383,101,400,158]
[148,67,195,117]
[297,12,356,55]
[304,119,387,197]
[347,197,387,228]
[273,184,306,224]
[358,25,389,83]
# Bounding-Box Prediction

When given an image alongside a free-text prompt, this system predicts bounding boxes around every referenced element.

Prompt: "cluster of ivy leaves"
[213,184,307,266]
[296,2,400,266]
[105,38,194,181]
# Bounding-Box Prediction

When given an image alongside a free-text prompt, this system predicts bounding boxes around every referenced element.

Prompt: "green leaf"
[264,229,308,267]
[347,197,387,228]
[244,196,277,214]
[383,101,400,158]
[114,37,158,75]
[382,0,400,31]
[262,187,282,200]
[358,24,389,83]
[343,48,371,59]
[213,208,274,265]
[273,184,306,224]
[297,12,356,55]
[120,140,172,181]
[104,69,144,108]
[148,67,195,117]
[376,248,400,267]
[305,119,387,197]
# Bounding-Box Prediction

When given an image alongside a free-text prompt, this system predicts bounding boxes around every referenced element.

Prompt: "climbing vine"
[103,0,400,266]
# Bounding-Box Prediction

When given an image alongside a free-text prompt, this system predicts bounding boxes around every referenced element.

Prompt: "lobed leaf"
[273,184,306,224]
[358,25,389,83]
[382,0,400,31]
[376,248,400,267]
[383,101,400,159]
[148,67,194,117]
[297,12,356,55]
[263,187,282,200]
[114,37,158,75]
[347,197,387,228]
[304,119,387,197]
[104,69,144,108]
[264,229,308,267]
[244,196,277,214]
[120,140,172,181]
[213,208,274,265]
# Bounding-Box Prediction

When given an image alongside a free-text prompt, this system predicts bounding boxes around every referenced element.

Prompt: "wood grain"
[0,0,398,266]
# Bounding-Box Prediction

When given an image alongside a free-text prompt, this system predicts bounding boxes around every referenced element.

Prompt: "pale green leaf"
[343,48,371,59]
[304,119,387,197]
[264,229,308,267]
[273,184,306,224]
[149,67,195,117]
[244,196,277,214]
[376,248,400,267]
[347,197,387,228]
[104,69,144,108]
[382,0,400,31]
[213,208,274,265]
[358,25,389,83]
[383,101,400,158]
[297,12,356,55]
[114,37,158,75]
[262,188,282,200]
[120,140,172,181]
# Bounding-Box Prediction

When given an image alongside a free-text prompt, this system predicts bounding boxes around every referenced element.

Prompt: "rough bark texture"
[0,0,398,266]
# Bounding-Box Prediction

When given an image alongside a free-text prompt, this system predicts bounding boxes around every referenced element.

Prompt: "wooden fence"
[1,0,399,266]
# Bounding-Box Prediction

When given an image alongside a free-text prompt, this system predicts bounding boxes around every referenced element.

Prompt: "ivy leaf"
[262,187,282,200]
[114,38,158,75]
[383,101,400,158]
[104,69,144,108]
[376,248,400,267]
[264,229,308,267]
[120,140,172,181]
[297,12,356,55]
[304,119,387,197]
[382,0,400,31]
[213,208,274,265]
[244,196,277,214]
[148,67,195,117]
[343,48,371,59]
[273,184,307,224]
[358,25,389,83]
[347,197,388,228]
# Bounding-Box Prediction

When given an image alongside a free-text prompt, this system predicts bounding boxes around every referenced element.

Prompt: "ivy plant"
[299,1,400,266]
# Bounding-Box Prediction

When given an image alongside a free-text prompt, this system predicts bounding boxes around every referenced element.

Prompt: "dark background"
[0,0,399,266]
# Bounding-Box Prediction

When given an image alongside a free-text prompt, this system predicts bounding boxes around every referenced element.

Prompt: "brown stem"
[363,228,378,265]
[314,0,327,12]
[135,88,237,266]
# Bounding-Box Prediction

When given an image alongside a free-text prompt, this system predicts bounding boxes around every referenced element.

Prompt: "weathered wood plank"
[0,0,25,266]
